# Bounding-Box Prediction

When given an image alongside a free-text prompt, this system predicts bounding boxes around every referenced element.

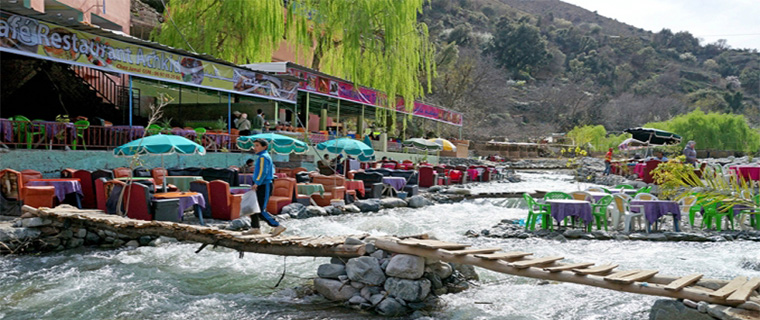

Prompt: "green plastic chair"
[147,124,163,136]
[72,120,89,150]
[8,115,33,148]
[614,184,635,189]
[701,201,734,231]
[194,127,207,145]
[739,195,760,230]
[601,187,611,194]
[31,119,48,149]
[591,195,613,231]
[634,186,652,196]
[523,193,552,231]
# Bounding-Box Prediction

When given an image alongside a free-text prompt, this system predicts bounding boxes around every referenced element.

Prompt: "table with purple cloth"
[0,118,12,142]
[230,187,250,195]
[171,128,197,140]
[239,173,254,185]
[27,178,83,208]
[382,177,407,191]
[546,199,593,226]
[630,200,681,231]
[108,126,145,145]
[467,169,479,181]
[205,132,231,149]
[153,192,206,225]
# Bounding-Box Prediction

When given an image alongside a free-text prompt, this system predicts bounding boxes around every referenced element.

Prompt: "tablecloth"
[467,169,479,181]
[27,179,83,202]
[153,192,206,221]
[587,192,610,202]
[297,183,324,196]
[345,180,365,197]
[634,163,646,177]
[108,126,145,145]
[546,199,593,225]
[0,118,12,142]
[382,177,407,191]
[171,128,197,140]
[165,176,203,191]
[608,188,637,195]
[239,173,254,185]
[630,200,681,223]
[230,187,250,195]
[730,166,760,181]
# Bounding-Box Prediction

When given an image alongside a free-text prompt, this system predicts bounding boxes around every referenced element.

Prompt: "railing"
[72,66,123,106]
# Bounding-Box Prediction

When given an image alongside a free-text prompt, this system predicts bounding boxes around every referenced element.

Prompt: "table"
[0,118,12,142]
[27,178,83,208]
[729,166,760,181]
[297,183,324,196]
[630,200,681,231]
[153,192,206,225]
[239,173,254,185]
[165,176,203,191]
[546,199,593,226]
[345,180,365,197]
[382,177,407,191]
[634,162,646,177]
[230,186,251,195]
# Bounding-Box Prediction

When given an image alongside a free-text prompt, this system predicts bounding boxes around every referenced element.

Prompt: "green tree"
[740,67,760,95]
[485,19,549,77]
[152,0,435,110]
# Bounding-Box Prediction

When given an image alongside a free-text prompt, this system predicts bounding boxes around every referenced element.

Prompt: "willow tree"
[152,0,435,113]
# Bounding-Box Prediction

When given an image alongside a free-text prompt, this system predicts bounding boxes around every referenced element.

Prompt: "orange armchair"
[151,167,178,191]
[311,175,346,207]
[22,186,55,208]
[20,169,43,186]
[208,180,243,220]
[268,178,295,215]
[0,169,23,200]
[113,167,132,178]
[60,168,76,178]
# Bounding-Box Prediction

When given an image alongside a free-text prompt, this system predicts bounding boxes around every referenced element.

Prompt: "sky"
[561,0,760,51]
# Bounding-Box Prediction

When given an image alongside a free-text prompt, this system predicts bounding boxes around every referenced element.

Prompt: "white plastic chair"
[586,187,604,192]
[678,195,697,230]
[740,189,753,200]
[634,193,658,201]
[570,191,593,202]
[612,193,645,232]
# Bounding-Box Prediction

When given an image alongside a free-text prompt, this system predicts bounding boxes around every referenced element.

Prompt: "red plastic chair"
[208,180,242,220]
[268,178,295,215]
[418,165,437,188]
[123,183,152,221]
[94,177,108,212]
[73,169,95,208]
[22,186,55,208]
[0,169,23,200]
[448,170,464,184]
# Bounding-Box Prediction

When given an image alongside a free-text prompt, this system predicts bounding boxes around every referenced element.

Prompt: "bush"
[566,125,629,152]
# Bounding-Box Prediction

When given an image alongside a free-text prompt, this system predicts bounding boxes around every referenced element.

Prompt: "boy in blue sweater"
[243,139,286,236]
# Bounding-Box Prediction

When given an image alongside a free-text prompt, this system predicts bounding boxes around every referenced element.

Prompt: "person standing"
[252,109,265,133]
[683,141,697,166]
[603,147,613,176]
[238,113,251,136]
[232,111,242,128]
[243,139,286,236]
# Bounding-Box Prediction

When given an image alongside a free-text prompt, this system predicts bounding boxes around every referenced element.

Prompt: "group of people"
[233,109,268,136]
[602,140,699,176]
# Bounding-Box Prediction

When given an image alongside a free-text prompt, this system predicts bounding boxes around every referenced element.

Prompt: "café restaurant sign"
[288,68,463,126]
[0,11,297,103]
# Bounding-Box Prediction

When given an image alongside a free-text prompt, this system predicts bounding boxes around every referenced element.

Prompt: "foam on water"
[1,171,758,319]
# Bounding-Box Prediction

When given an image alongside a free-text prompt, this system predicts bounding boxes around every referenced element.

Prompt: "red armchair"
[21,186,55,208]
[60,168,76,178]
[208,180,243,220]
[0,169,23,200]
[268,178,295,215]
[73,170,95,208]
[151,167,178,192]
[94,177,108,212]
[311,175,346,206]
[113,167,132,178]
[418,165,437,188]
[20,169,43,186]
[642,160,662,184]
[123,183,152,221]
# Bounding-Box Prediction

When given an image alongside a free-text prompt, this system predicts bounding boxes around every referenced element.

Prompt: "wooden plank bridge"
[24,206,760,309]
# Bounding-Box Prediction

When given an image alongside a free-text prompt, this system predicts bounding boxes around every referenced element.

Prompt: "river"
[1,171,758,319]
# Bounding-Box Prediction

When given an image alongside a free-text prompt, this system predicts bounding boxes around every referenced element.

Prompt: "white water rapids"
[1,171,758,319]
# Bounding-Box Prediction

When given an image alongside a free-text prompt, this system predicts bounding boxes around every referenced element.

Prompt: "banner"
[0,11,297,103]
[287,68,463,126]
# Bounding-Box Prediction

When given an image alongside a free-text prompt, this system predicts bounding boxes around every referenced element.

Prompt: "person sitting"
[241,159,255,173]
[318,154,333,175]
[651,151,668,162]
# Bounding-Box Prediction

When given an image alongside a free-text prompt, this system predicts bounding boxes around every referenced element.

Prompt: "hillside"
[419,0,760,141]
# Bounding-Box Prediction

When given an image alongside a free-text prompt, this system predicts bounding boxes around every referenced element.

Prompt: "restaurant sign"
[287,68,463,126]
[0,11,297,103]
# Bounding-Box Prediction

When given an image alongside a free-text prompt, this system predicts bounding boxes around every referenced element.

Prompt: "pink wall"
[28,0,130,33]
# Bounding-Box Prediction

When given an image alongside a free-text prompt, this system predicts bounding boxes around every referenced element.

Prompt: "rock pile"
[313,237,477,317]
[650,299,760,320]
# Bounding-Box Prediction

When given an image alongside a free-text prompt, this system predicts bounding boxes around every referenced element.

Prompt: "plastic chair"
[543,192,572,200]
[634,193,658,201]
[701,201,734,231]
[523,193,552,231]
[72,169,95,208]
[123,183,153,221]
[113,167,132,179]
[72,120,89,150]
[591,195,613,231]
[614,184,634,189]
[21,186,55,208]
[0,169,23,200]
[147,124,163,136]
[586,187,604,192]
[194,127,207,145]
[678,195,698,228]
[8,116,34,148]
[570,191,592,202]
[20,169,43,186]
[634,186,652,196]
[611,193,643,231]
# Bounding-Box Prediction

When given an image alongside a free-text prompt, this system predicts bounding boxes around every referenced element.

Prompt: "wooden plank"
[510,256,564,269]
[709,276,748,299]
[606,270,659,284]
[573,264,619,275]
[726,277,760,304]
[474,251,533,260]
[604,270,640,280]
[442,247,503,256]
[544,262,595,273]
[664,274,704,291]
[397,239,470,250]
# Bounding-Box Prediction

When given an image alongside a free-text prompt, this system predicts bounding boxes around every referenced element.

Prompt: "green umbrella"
[402,138,443,151]
[317,138,375,162]
[113,134,205,156]
[237,133,308,154]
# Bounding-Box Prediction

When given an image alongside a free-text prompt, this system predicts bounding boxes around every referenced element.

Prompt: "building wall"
[28,0,130,33]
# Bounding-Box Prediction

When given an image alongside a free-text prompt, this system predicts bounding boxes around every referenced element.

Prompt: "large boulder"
[406,195,431,208]
[649,299,714,320]
[444,188,471,195]
[381,198,408,209]
[306,206,328,217]
[317,263,346,279]
[325,206,343,216]
[376,297,406,317]
[345,256,386,285]
[385,254,425,279]
[427,261,453,279]
[344,204,361,213]
[384,277,431,302]
[281,203,307,219]
[227,216,251,231]
[314,278,358,301]
[354,199,381,212]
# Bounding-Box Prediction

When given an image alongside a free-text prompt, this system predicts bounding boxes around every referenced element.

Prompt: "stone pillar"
[320,108,328,131]
[381,133,388,152]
